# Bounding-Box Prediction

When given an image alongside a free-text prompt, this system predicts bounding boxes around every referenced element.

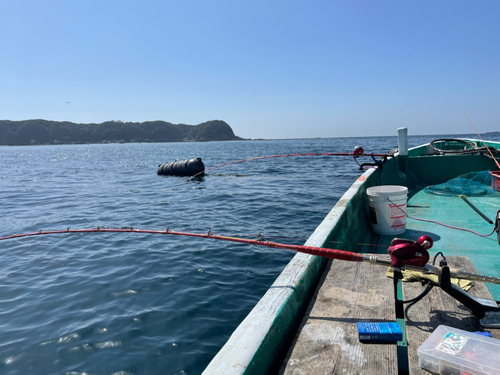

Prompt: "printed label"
[435,332,469,355]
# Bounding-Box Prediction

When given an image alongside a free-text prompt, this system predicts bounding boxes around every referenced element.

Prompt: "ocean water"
[0,133,497,375]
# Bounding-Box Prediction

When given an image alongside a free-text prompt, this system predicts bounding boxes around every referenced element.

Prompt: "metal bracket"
[359,153,386,171]
[439,266,500,319]
[481,311,500,328]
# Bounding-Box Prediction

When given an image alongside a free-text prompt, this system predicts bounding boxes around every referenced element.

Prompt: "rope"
[407,214,498,237]
[387,197,499,238]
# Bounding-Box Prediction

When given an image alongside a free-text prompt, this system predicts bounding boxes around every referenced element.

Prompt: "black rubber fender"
[157,158,205,176]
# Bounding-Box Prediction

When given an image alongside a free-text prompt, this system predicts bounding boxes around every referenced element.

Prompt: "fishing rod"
[198,146,393,177]
[464,113,500,170]
[201,147,389,175]
[159,147,393,177]
[2,227,500,286]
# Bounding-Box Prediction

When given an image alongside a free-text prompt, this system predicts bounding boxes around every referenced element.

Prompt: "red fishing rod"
[0,227,362,262]
[2,227,500,286]
[199,147,389,175]
[159,147,393,177]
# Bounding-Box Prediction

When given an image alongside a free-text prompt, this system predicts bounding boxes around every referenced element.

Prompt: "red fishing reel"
[387,235,433,268]
[353,146,364,158]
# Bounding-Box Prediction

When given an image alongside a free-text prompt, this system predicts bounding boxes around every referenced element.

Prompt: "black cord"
[398,252,446,304]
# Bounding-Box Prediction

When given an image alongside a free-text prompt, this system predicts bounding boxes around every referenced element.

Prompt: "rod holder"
[439,265,500,319]
[397,127,408,156]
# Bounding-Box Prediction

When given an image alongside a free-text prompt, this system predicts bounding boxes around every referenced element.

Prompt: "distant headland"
[0,119,244,145]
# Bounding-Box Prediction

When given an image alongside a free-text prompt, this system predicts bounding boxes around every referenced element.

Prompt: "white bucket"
[366,185,408,235]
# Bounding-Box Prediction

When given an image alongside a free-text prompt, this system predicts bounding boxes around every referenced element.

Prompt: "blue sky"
[1,0,498,139]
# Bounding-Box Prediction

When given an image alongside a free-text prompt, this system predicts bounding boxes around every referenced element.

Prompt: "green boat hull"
[204,136,500,374]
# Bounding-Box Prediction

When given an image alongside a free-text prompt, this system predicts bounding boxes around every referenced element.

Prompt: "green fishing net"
[424,171,496,197]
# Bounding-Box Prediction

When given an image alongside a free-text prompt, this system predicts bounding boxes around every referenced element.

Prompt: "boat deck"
[280,256,500,374]
[405,188,500,301]
[203,144,500,375]
[281,187,500,374]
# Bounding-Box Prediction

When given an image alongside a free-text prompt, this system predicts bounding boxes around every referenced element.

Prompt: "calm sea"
[1,133,497,374]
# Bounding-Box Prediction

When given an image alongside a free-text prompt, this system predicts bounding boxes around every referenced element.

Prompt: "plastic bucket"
[366,185,408,235]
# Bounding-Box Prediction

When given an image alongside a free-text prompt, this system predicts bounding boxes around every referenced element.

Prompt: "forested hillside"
[0,119,243,145]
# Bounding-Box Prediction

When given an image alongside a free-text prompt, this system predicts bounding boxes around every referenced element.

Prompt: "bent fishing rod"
[2,227,499,286]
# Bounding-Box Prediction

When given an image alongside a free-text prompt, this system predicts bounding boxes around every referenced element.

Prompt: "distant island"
[0,119,244,145]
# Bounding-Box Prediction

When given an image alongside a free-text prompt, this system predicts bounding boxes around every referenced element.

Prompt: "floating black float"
[157,158,205,177]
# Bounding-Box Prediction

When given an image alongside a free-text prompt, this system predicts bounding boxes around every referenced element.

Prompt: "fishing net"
[424,171,496,197]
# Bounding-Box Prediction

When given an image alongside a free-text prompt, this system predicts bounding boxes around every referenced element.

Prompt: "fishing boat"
[203,128,500,374]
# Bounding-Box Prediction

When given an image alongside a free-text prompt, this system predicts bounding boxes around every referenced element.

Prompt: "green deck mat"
[405,189,500,300]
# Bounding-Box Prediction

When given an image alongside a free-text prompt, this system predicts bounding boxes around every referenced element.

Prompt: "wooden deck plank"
[403,257,500,375]
[280,257,398,375]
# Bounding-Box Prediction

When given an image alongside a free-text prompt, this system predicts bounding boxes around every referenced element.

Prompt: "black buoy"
[157,158,205,177]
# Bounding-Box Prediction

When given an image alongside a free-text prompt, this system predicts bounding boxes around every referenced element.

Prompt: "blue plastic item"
[356,322,402,342]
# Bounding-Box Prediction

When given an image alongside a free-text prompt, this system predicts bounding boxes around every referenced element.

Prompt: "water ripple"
[0,135,479,374]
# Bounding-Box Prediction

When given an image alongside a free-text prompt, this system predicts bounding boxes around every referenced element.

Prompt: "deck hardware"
[480,311,500,328]
[439,264,500,319]
[391,248,500,320]
[358,153,386,171]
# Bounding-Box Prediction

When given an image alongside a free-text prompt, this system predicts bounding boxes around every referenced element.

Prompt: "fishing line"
[464,113,500,170]
[187,149,391,180]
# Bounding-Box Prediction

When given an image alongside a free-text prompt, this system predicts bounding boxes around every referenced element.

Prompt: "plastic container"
[366,185,408,235]
[418,325,500,375]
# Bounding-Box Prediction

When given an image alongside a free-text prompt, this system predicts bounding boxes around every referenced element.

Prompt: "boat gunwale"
[203,166,379,374]
[204,137,500,374]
